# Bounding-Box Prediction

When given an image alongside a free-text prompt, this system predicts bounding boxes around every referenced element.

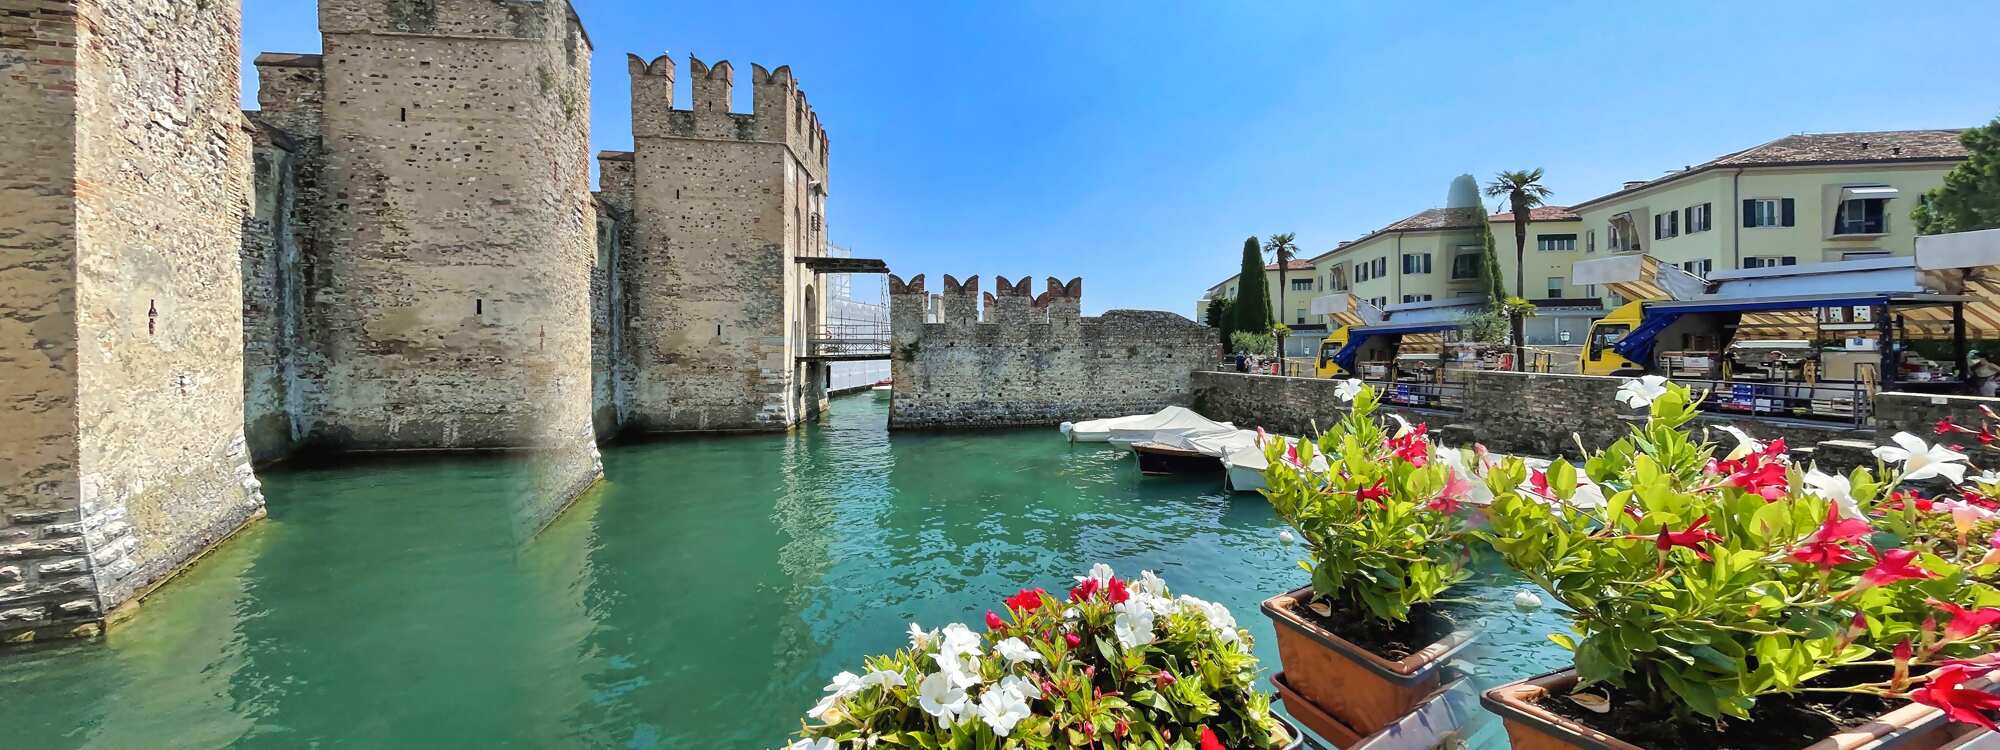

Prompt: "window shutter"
[1781,198,1796,227]
[1654,215,1663,239]
[1743,199,1757,227]
[1684,207,1693,232]
[1702,203,1712,231]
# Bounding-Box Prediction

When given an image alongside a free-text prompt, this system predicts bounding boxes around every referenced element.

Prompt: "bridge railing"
[807,322,892,359]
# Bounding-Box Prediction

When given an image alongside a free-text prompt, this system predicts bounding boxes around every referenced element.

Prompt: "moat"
[0,394,1568,748]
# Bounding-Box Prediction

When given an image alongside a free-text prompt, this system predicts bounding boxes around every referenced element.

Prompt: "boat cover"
[1105,408,1237,449]
[1062,406,1233,444]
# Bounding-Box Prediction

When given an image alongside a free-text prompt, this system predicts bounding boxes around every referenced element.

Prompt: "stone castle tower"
[0,1,265,642]
[597,54,832,434]
[249,0,603,520]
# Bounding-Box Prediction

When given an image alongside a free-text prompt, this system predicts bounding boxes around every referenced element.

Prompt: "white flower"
[860,670,906,689]
[1805,468,1864,520]
[1874,432,1970,484]
[786,739,838,750]
[937,623,981,660]
[1061,607,1079,620]
[1941,498,1997,534]
[1978,469,2000,485]
[1075,563,1116,586]
[1334,378,1365,402]
[1616,375,1669,409]
[1278,529,1295,544]
[1513,590,1543,610]
[808,671,863,719]
[917,671,969,724]
[1570,478,1607,510]
[1715,425,1765,461]
[993,637,1041,665]
[1131,569,1169,597]
[908,623,938,651]
[1111,600,1157,649]
[976,682,1034,737]
[1389,413,1415,439]
[996,674,1043,701]
[1176,595,1242,647]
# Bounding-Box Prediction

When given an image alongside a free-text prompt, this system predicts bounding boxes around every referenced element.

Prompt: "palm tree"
[1264,233,1299,372]
[1484,170,1553,370]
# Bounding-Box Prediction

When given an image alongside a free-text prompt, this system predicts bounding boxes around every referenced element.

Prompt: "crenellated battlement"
[320,0,592,53]
[625,51,827,171]
[885,273,1216,428]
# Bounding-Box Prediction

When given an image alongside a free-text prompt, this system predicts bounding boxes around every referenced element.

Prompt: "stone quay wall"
[1,0,265,644]
[1192,370,1879,467]
[888,274,1218,429]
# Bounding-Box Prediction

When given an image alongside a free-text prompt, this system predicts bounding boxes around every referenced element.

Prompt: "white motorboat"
[1060,406,1233,444]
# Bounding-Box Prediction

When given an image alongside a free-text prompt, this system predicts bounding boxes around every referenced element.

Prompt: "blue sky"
[242,1,2000,314]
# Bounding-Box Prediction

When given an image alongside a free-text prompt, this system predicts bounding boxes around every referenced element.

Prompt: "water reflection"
[0,393,1572,749]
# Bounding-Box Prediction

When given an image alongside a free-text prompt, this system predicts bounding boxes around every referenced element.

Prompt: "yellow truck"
[1580,301,1647,376]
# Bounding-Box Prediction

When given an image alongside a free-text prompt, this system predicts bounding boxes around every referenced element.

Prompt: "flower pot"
[1481,668,1982,750]
[1272,671,1362,747]
[1261,585,1479,736]
[1268,711,1311,750]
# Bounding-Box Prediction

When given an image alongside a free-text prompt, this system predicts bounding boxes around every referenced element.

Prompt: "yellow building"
[1297,206,1594,323]
[1571,130,1968,294]
[1491,206,1595,300]
[1194,258,1321,355]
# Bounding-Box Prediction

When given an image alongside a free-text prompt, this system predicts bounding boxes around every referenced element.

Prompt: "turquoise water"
[0,394,1570,748]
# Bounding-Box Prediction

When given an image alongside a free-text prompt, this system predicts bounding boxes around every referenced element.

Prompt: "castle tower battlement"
[625,52,827,178]
[606,52,834,435]
[884,273,1213,429]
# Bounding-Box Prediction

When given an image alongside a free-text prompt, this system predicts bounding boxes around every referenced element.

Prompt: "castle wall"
[591,153,635,439]
[2,0,266,643]
[614,55,829,434]
[887,275,1218,428]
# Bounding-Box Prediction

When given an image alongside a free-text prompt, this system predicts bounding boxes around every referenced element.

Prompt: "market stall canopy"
[1611,292,1972,362]
[1334,321,1461,372]
[1308,293,1386,328]
[1571,254,1708,303]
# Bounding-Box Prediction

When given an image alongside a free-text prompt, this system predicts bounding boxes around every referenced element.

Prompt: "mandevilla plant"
[1259,379,1473,623]
[1480,376,2000,726]
[783,565,1289,750]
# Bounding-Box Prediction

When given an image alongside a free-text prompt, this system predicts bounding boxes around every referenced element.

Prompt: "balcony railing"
[805,322,891,360]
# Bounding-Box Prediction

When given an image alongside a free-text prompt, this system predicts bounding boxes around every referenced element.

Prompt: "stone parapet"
[888,274,1215,428]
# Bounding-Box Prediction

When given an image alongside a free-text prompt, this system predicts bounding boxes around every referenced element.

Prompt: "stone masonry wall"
[0,0,267,644]
[0,0,88,642]
[888,274,1217,428]
[241,52,324,465]
[611,54,829,434]
[1192,370,1876,466]
[244,0,602,531]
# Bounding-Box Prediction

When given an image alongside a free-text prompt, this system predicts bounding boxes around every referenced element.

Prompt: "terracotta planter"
[1482,668,1985,750]
[1261,585,1479,736]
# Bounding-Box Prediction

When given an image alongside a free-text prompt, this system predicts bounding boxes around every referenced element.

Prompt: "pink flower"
[1933,600,2000,642]
[1860,548,1935,590]
[1064,632,1082,648]
[1430,470,1472,514]
[1656,516,1723,561]
[1910,665,2000,731]
[986,610,1005,630]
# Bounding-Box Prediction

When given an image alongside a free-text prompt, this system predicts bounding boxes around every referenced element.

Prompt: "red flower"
[1790,541,1861,571]
[1859,548,1935,590]
[1939,417,1974,435]
[1355,479,1391,505]
[1910,665,2000,731]
[1004,588,1048,612]
[1933,600,2000,642]
[1068,578,1098,603]
[1812,502,1874,545]
[1386,424,1431,467]
[1199,726,1227,750]
[1064,632,1082,648]
[1527,469,1553,499]
[986,610,1006,630]
[1880,490,1936,513]
[1721,460,1790,501]
[1980,428,1998,447]
[1104,577,1130,605]
[1656,516,1723,561]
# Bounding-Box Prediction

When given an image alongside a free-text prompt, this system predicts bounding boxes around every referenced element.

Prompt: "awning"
[1840,185,1900,201]
[1333,322,1459,372]
[1611,293,1975,362]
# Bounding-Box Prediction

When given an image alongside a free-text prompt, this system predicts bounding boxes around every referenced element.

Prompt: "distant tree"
[1231,236,1273,335]
[1263,232,1300,326]
[1914,116,2000,235]
[1484,169,1554,369]
[1230,331,1275,357]
[1204,296,1234,348]
[1477,211,1506,304]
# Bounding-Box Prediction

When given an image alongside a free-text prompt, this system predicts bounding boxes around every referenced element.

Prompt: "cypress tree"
[1205,296,1234,348]
[1231,236,1273,335]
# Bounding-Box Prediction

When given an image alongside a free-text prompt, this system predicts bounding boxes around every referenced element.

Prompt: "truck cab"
[1315,326,1350,378]
[1582,301,1648,376]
